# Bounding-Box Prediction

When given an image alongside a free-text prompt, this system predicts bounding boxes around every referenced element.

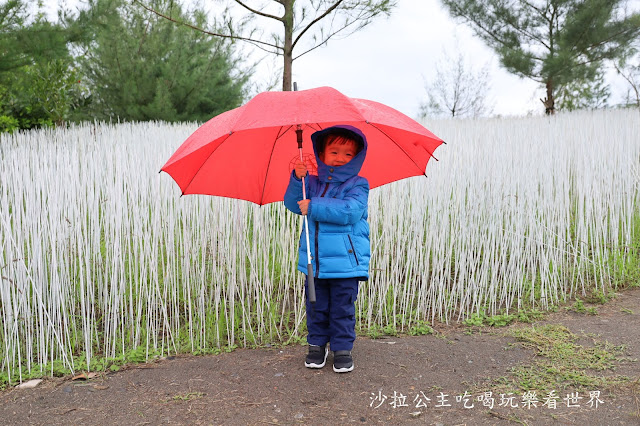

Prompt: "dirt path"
[2,288,639,425]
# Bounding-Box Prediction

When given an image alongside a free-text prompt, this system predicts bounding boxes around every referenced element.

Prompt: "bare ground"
[2,288,639,425]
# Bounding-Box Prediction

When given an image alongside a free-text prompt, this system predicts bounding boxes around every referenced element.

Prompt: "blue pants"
[305,277,359,351]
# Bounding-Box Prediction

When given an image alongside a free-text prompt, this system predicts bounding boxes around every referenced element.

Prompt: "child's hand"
[297,199,310,215]
[294,161,308,179]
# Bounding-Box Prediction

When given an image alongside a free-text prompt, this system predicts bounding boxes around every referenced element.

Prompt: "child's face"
[320,140,358,167]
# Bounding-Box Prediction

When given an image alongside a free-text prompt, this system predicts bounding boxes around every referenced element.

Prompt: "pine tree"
[441,0,640,114]
[73,0,249,122]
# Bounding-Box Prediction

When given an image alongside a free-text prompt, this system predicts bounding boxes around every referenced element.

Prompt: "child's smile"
[320,141,358,167]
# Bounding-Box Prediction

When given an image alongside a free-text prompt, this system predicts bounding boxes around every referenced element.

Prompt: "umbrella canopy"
[162,86,444,205]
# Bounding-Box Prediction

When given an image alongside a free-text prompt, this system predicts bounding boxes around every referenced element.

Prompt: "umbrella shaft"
[299,147,314,302]
[303,216,312,264]
[299,148,307,200]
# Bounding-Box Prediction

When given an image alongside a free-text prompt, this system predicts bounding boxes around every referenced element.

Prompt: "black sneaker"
[305,345,328,368]
[332,350,354,373]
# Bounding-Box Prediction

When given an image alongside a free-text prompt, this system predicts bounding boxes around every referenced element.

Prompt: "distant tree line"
[0,0,249,133]
[2,0,639,131]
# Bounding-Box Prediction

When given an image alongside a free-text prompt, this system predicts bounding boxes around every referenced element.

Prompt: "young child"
[284,125,370,373]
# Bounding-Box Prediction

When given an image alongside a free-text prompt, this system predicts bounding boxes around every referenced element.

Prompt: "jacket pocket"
[343,235,360,267]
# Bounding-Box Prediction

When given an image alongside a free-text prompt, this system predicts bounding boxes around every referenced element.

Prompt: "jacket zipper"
[347,235,360,265]
[315,183,330,277]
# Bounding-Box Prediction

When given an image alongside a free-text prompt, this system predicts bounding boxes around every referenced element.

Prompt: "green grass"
[0,344,171,389]
[462,308,544,328]
[167,391,205,402]
[494,324,633,393]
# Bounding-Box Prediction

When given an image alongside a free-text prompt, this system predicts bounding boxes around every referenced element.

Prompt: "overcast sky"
[242,1,544,118]
[214,0,639,119]
[47,0,637,119]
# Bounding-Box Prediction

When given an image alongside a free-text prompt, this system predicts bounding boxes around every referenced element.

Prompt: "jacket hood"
[310,125,368,184]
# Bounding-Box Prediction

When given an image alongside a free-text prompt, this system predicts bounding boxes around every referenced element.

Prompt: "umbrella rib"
[365,122,439,174]
[182,132,233,195]
[258,123,322,204]
[275,125,293,141]
[259,126,284,205]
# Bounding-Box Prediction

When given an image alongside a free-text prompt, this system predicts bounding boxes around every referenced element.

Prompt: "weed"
[517,309,544,323]
[408,322,434,336]
[364,324,384,339]
[486,314,516,327]
[568,298,587,313]
[463,313,486,327]
[383,324,399,336]
[463,312,516,327]
[498,324,630,393]
[170,392,205,402]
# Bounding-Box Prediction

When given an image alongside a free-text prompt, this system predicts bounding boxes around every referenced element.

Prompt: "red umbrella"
[162,86,444,304]
[161,86,444,205]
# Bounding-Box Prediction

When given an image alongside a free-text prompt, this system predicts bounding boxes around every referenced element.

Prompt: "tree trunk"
[541,78,555,115]
[282,0,294,91]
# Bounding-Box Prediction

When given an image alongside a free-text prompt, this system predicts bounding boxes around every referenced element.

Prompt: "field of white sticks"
[1,109,639,384]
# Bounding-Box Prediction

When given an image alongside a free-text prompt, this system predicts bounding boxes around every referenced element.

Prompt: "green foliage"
[0,114,19,133]
[486,313,516,327]
[463,308,545,327]
[383,324,399,336]
[463,313,486,327]
[1,60,86,129]
[463,312,516,327]
[566,297,599,315]
[407,321,434,336]
[570,297,587,313]
[516,309,544,323]
[359,319,433,337]
[73,0,249,122]
[441,0,640,113]
[363,324,384,339]
[585,290,613,305]
[556,70,610,111]
[0,1,87,131]
[0,0,250,129]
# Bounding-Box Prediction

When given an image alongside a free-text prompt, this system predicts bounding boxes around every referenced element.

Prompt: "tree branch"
[613,62,640,105]
[133,0,282,51]
[232,0,282,22]
[292,0,344,50]
[579,25,640,57]
[292,19,355,60]
[501,8,551,51]
[517,0,544,17]
[445,2,543,61]
[558,24,640,76]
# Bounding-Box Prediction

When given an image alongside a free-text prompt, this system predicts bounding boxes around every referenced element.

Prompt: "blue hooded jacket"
[284,125,370,280]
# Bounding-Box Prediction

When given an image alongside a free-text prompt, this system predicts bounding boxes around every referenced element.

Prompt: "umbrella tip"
[293,82,298,91]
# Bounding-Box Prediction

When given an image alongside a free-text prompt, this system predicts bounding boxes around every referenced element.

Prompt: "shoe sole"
[305,348,328,368]
[332,364,354,373]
